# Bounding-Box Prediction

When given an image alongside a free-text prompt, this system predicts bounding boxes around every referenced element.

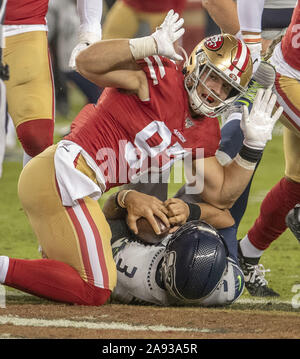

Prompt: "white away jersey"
[111,237,244,307]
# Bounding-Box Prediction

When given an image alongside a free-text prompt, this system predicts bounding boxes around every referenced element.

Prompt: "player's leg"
[102,0,139,39]
[244,74,300,250]
[4,31,54,166]
[0,146,116,305]
[239,74,300,296]
[247,128,300,249]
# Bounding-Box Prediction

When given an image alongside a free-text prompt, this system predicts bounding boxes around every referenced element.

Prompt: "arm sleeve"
[237,0,265,32]
[77,0,103,36]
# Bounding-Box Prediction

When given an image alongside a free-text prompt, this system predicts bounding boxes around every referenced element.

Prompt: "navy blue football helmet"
[161,220,228,304]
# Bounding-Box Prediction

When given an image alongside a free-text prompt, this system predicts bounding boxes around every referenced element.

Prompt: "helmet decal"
[204,35,224,51]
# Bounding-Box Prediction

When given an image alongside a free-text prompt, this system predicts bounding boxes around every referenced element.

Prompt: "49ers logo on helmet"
[204,35,224,51]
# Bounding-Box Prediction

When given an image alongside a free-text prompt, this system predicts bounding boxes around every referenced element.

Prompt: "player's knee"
[86,286,111,306]
[16,119,54,157]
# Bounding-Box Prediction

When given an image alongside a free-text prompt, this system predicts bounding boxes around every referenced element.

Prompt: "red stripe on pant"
[66,204,96,286]
[248,177,300,250]
[78,199,110,289]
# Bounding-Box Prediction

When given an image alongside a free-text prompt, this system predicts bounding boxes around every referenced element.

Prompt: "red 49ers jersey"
[281,1,300,71]
[65,56,220,191]
[5,0,49,25]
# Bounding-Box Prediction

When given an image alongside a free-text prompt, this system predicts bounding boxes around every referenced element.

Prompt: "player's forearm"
[215,160,254,208]
[76,39,135,79]
[102,191,127,220]
[199,203,235,229]
[202,0,239,34]
[199,157,254,209]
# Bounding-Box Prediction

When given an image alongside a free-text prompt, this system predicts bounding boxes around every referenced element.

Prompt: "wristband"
[239,144,263,163]
[186,202,201,222]
[235,154,256,170]
[129,36,157,60]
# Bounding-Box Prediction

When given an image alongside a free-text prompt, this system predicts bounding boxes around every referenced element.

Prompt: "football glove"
[240,88,283,150]
[151,9,185,61]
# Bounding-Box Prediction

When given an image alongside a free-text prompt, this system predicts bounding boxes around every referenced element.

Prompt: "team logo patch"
[229,73,238,81]
[204,35,224,51]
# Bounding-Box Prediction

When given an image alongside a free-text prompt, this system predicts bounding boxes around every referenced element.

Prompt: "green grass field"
[0,88,299,308]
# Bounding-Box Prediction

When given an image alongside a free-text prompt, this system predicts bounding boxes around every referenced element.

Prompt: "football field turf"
[0,119,299,310]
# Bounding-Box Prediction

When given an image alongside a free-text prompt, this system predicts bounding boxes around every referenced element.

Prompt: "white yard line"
[0,315,214,333]
[236,298,292,306]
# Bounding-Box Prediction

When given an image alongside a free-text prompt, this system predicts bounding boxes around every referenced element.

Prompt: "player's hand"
[69,31,101,69]
[164,198,189,227]
[151,9,185,61]
[240,88,283,150]
[124,191,170,235]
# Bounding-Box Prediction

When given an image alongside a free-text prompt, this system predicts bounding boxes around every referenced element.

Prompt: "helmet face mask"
[161,220,229,304]
[183,34,253,117]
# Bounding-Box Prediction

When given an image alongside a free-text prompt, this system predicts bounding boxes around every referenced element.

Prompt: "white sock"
[0,256,9,283]
[240,235,264,258]
[23,151,32,167]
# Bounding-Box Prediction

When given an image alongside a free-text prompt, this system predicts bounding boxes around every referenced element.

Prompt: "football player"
[238,1,300,296]
[103,188,244,307]
[0,11,281,305]
[202,0,298,297]
[202,0,296,72]
[111,221,244,307]
[3,0,102,166]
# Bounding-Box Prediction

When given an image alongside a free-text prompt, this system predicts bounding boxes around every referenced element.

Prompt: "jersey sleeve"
[138,56,182,99]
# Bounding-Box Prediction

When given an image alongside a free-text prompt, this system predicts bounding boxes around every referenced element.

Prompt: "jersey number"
[116,258,137,278]
[124,121,184,171]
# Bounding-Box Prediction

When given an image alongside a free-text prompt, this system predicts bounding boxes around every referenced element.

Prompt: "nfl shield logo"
[185,117,194,128]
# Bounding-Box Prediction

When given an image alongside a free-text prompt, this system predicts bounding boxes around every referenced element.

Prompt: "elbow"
[204,197,236,210]
[217,197,236,210]
[75,51,88,75]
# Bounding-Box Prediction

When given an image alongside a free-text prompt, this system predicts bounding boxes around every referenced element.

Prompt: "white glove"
[69,31,101,70]
[240,88,283,150]
[151,9,185,61]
